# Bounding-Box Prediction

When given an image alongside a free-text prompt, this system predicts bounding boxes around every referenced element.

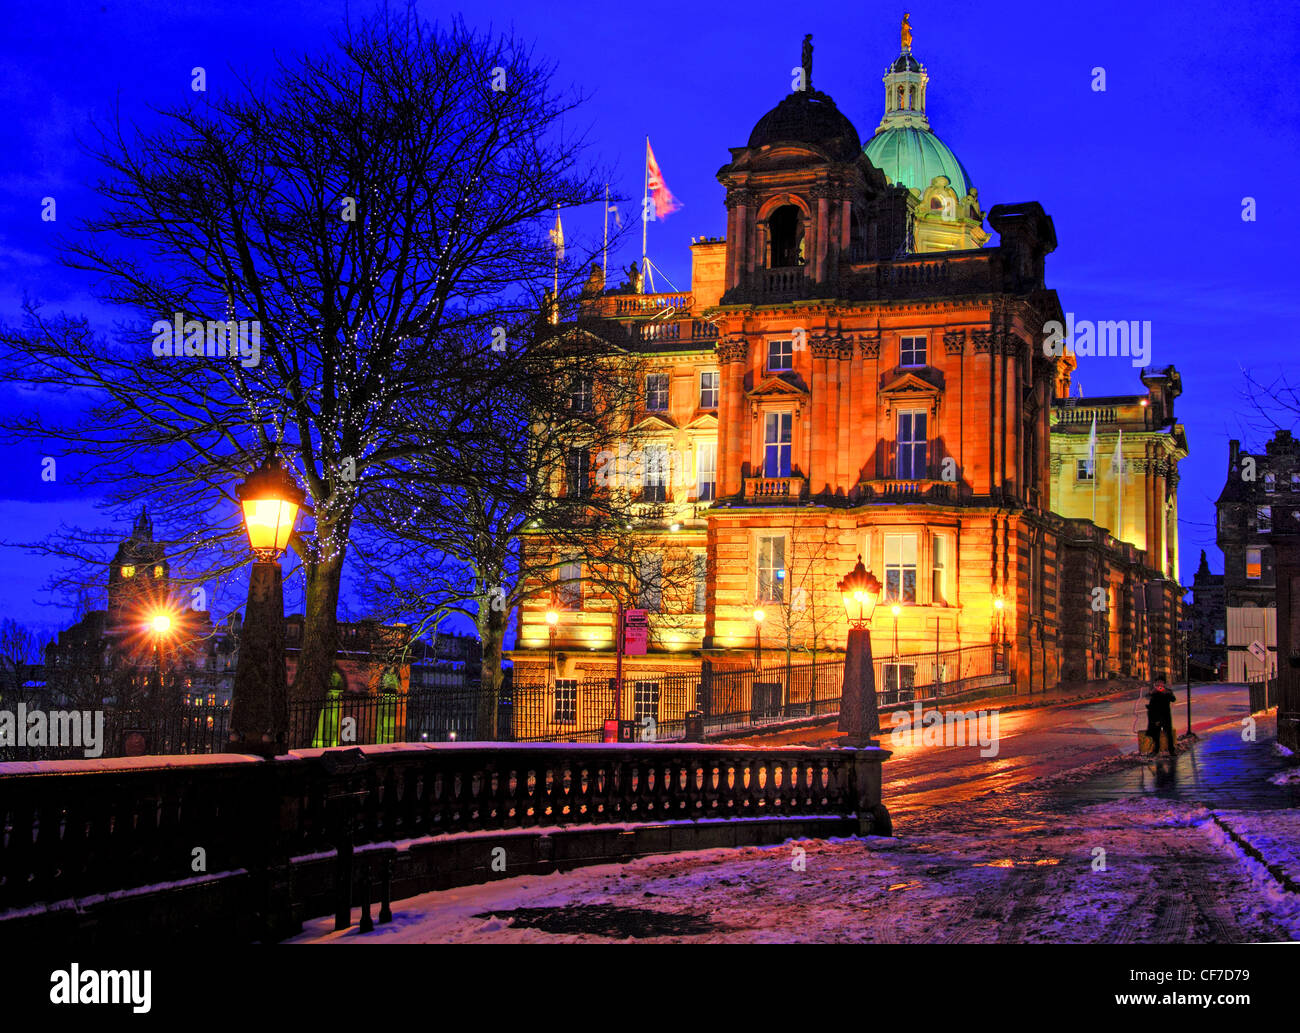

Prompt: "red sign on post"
[623,609,648,655]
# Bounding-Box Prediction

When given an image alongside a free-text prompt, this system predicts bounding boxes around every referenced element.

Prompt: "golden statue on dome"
[901,13,912,51]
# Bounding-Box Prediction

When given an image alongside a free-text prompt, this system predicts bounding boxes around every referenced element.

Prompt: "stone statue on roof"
[901,13,912,51]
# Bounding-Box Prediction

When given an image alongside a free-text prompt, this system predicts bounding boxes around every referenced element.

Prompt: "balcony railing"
[634,319,721,344]
[744,475,808,501]
[613,292,693,316]
[860,478,956,502]
[1054,406,1118,426]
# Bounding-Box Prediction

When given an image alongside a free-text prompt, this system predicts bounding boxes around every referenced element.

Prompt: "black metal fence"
[0,645,1005,760]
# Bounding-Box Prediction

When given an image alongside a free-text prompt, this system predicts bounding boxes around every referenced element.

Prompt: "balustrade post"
[846,746,893,837]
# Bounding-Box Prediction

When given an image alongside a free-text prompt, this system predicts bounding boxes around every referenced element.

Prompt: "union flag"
[645,141,680,219]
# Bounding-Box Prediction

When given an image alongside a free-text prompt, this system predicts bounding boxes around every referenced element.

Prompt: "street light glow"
[752,608,765,624]
[150,613,171,634]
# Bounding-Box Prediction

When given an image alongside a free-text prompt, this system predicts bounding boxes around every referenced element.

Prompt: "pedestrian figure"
[1145,677,1177,757]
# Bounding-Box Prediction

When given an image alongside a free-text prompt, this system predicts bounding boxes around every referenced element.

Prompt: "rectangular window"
[557,559,582,609]
[767,339,793,372]
[884,533,918,603]
[695,441,717,501]
[639,553,663,611]
[1258,505,1272,533]
[554,680,577,724]
[897,410,928,479]
[565,447,588,497]
[700,371,719,409]
[1265,472,1276,493]
[1246,547,1262,580]
[932,533,949,606]
[644,443,669,502]
[1076,458,1095,482]
[633,681,660,724]
[692,552,707,614]
[881,663,916,697]
[645,373,669,411]
[570,375,592,413]
[1292,471,1300,491]
[763,412,793,477]
[757,535,787,603]
[900,335,927,367]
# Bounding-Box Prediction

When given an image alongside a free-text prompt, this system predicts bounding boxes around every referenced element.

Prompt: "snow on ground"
[291,795,1300,944]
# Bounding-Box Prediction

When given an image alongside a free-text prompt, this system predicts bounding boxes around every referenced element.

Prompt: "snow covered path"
[293,689,1300,944]
[293,795,1300,943]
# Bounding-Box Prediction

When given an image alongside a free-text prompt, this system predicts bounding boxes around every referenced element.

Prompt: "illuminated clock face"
[120,565,135,579]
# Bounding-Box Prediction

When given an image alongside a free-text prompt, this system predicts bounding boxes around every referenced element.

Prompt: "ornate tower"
[864,16,989,252]
[107,507,170,628]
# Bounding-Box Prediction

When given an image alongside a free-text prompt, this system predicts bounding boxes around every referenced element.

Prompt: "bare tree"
[0,11,605,706]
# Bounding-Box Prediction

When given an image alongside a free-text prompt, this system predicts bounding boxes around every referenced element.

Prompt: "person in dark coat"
[1145,678,1177,756]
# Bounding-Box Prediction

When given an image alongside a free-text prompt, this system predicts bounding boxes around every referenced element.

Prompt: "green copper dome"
[864,125,974,197]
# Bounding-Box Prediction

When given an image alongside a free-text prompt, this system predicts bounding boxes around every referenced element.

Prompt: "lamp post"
[993,595,1005,670]
[891,603,901,662]
[753,608,765,671]
[837,555,883,747]
[228,452,304,758]
[545,609,559,686]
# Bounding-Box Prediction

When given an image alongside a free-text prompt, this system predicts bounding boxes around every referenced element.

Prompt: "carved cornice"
[717,335,748,364]
[942,329,966,356]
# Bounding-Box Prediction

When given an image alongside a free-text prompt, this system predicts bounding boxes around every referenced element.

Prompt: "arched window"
[767,205,804,268]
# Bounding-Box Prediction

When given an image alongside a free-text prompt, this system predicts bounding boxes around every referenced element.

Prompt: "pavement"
[293,682,1300,943]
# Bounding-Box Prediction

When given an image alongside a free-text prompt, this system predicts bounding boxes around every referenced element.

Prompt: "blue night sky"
[0,0,1296,640]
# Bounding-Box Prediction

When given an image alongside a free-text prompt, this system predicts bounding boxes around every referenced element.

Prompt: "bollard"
[379,855,393,925]
[358,865,374,933]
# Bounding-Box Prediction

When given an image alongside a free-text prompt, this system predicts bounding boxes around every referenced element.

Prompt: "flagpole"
[1116,430,1124,541]
[642,137,649,295]
[1090,415,1097,524]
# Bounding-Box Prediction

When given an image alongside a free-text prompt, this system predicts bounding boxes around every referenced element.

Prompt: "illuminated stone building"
[511,24,1184,713]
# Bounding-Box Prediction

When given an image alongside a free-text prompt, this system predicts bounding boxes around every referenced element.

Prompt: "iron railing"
[0,645,1006,760]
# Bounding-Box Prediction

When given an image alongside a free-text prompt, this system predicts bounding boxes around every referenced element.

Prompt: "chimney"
[1229,439,1240,475]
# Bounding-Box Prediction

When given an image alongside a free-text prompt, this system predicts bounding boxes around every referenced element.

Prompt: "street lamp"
[545,609,559,684]
[993,595,1006,672]
[837,555,883,746]
[229,451,304,758]
[891,603,901,661]
[753,608,765,670]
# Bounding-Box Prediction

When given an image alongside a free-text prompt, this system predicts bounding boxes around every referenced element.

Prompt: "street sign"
[1248,640,1268,665]
[623,609,648,655]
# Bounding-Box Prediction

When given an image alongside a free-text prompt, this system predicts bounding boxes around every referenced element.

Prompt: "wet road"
[736,682,1281,829]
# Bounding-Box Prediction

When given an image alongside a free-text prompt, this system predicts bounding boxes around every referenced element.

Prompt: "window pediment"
[881,372,942,418]
[631,413,678,434]
[747,376,809,419]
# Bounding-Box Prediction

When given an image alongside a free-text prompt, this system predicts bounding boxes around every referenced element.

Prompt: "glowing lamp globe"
[838,555,883,627]
[237,453,305,559]
[752,608,765,625]
[545,610,559,627]
[150,613,172,634]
